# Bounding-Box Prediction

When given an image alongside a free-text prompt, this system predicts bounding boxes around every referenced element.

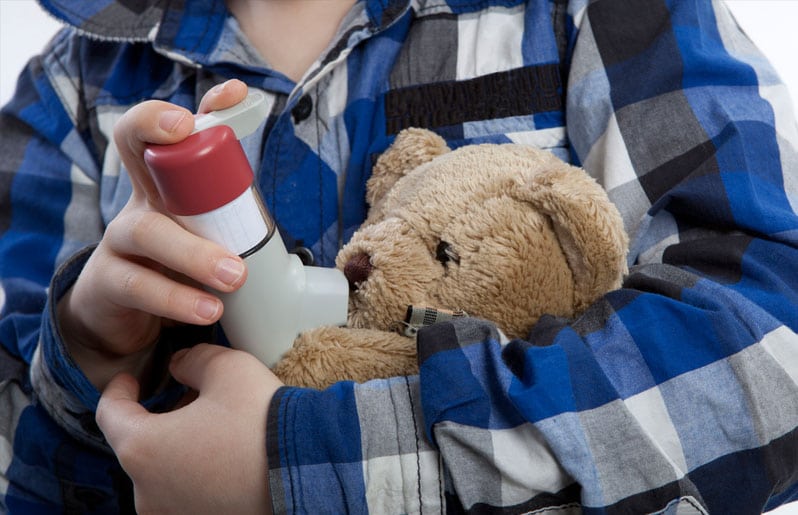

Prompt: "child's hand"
[97,344,281,514]
[57,80,251,390]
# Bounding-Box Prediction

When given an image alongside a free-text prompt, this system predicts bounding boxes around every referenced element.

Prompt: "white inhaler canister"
[143,101,349,366]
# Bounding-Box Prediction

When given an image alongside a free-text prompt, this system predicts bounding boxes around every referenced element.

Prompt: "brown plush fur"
[272,128,629,389]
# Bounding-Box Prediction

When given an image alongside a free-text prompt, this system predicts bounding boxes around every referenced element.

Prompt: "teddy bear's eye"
[435,241,460,266]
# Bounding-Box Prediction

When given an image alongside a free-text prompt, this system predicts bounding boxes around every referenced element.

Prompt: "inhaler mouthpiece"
[144,119,348,366]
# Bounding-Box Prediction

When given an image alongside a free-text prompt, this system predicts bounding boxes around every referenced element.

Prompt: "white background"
[1,0,798,512]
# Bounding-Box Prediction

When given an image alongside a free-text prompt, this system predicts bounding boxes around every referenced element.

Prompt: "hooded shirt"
[1,0,798,512]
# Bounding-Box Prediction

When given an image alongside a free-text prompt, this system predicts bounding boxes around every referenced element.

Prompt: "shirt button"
[291,95,313,123]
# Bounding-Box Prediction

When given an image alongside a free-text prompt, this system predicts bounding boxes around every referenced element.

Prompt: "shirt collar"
[35,0,499,91]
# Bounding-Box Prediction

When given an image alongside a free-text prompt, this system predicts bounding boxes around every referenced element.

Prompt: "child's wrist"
[57,290,158,391]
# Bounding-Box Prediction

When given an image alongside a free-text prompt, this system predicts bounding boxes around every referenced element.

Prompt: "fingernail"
[195,297,221,320]
[171,348,190,364]
[211,81,229,95]
[159,110,188,133]
[216,257,245,286]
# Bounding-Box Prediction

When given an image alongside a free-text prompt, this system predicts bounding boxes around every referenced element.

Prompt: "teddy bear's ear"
[515,157,629,311]
[366,128,450,209]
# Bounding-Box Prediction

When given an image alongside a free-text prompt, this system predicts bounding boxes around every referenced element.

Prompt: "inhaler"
[143,90,349,366]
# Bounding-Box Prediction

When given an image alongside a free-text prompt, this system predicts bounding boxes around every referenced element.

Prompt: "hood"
[37,0,166,41]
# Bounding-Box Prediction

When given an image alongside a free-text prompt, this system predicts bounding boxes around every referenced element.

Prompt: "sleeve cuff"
[267,379,444,514]
[31,246,186,450]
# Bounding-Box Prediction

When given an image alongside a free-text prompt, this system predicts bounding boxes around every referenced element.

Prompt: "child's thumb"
[168,343,236,393]
[96,373,148,449]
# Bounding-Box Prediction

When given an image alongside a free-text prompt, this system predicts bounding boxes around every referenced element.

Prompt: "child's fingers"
[96,373,150,453]
[112,79,246,205]
[197,79,248,114]
[168,343,235,394]
[112,100,195,204]
[168,343,274,402]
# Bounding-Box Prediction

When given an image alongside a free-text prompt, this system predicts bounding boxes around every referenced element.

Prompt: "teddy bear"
[272,128,629,389]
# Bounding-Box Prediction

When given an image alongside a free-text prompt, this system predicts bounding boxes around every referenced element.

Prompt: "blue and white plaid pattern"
[1,0,797,512]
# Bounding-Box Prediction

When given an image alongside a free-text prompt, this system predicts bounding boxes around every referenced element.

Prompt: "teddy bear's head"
[337,128,629,340]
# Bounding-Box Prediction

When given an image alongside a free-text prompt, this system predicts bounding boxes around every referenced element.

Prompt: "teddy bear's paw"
[272,327,419,389]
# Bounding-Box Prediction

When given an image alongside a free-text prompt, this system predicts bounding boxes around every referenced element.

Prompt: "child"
[2,0,797,512]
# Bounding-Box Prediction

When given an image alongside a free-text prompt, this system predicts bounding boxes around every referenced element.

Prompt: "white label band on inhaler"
[143,89,349,366]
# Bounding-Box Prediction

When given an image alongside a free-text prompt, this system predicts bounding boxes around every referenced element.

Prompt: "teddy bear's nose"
[343,252,373,289]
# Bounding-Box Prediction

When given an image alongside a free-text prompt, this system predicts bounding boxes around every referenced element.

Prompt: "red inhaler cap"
[144,125,254,216]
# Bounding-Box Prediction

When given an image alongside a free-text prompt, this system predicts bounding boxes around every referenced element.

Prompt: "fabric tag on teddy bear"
[401,306,469,337]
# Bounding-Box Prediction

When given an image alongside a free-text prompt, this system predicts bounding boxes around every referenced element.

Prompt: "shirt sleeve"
[267,378,446,514]
[0,31,186,446]
[0,29,107,440]
[266,0,798,513]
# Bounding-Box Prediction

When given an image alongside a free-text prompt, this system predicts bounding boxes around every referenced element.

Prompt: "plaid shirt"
[1,0,797,512]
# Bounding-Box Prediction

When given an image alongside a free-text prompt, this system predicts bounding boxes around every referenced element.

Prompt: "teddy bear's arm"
[273,327,418,389]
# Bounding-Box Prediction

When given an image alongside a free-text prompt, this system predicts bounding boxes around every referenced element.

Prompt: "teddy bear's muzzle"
[343,252,373,289]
